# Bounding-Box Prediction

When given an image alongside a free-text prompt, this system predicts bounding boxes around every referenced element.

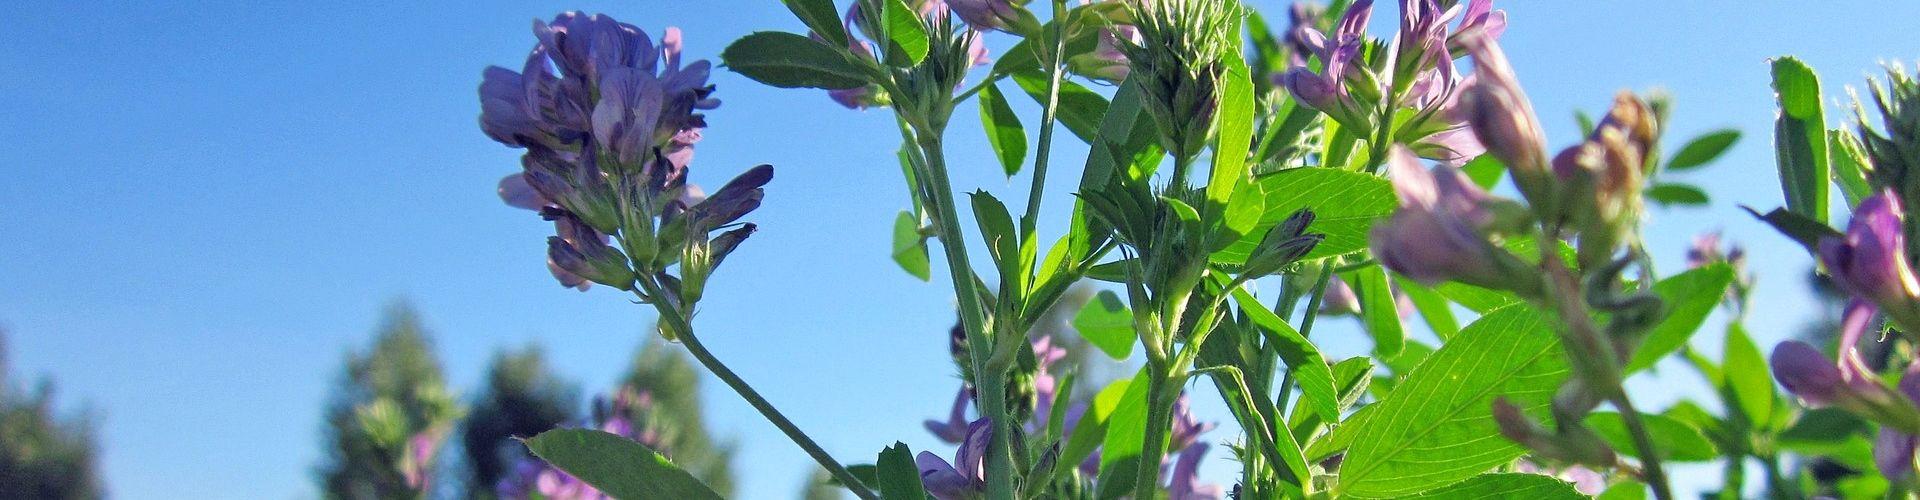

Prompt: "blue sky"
[4,1,1919,498]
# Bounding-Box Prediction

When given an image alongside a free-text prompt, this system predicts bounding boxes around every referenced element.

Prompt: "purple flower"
[547,213,635,290]
[1879,359,1920,481]
[401,431,442,491]
[948,0,1029,32]
[1771,340,1851,407]
[1278,0,1377,129]
[1449,0,1507,54]
[1461,33,1547,196]
[1820,190,1920,326]
[1321,277,1362,314]
[925,388,972,444]
[1068,24,1138,83]
[1168,394,1216,451]
[1370,147,1517,289]
[1165,442,1223,500]
[918,419,991,500]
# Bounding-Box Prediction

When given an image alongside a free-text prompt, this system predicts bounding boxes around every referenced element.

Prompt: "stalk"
[1019,0,1071,237]
[1536,241,1673,500]
[913,132,1019,500]
[1133,362,1179,500]
[634,280,877,500]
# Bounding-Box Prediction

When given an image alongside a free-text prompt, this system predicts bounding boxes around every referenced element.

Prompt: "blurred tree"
[461,345,579,498]
[0,329,102,499]
[616,337,736,496]
[317,303,462,499]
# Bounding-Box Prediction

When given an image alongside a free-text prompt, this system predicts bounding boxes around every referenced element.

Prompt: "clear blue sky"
[4,1,1919,498]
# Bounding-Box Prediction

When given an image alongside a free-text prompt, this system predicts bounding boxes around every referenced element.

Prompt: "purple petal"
[1771,340,1845,407]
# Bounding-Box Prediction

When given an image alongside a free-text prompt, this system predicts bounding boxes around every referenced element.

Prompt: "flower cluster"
[1280,0,1505,165]
[481,13,768,307]
[821,0,992,110]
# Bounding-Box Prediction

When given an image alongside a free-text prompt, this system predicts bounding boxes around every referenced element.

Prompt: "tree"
[0,330,102,499]
[460,345,578,497]
[317,303,461,499]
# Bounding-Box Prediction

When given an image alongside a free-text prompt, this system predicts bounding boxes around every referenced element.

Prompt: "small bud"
[1369,148,1537,293]
[1771,341,1848,407]
[1461,36,1549,204]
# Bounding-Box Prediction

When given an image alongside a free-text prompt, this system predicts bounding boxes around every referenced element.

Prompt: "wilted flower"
[1819,191,1920,329]
[918,419,991,500]
[1370,147,1530,291]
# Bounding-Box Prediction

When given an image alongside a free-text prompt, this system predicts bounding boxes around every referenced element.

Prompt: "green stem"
[635,282,877,500]
[1134,364,1178,500]
[913,131,1018,500]
[1536,239,1672,500]
[1019,0,1070,238]
[953,71,1009,105]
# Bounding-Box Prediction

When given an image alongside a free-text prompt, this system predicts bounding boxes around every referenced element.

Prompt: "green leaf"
[1778,407,1868,454]
[1231,288,1340,424]
[1096,368,1153,499]
[1625,264,1735,373]
[970,191,1020,286]
[1205,36,1255,218]
[879,0,930,66]
[1575,109,1596,137]
[1744,205,1842,254]
[523,429,725,500]
[1723,322,1774,429]
[1647,183,1710,206]
[1400,473,1586,500]
[979,83,1028,176]
[1397,280,1460,340]
[1343,265,1406,358]
[1013,70,1110,143]
[1597,481,1649,500]
[1338,305,1570,498]
[1771,56,1829,225]
[782,0,848,48]
[892,211,931,281]
[722,32,867,90]
[1432,282,1519,313]
[1586,411,1719,462]
[1062,377,1132,476]
[1460,154,1507,190]
[1073,290,1135,360]
[1666,129,1741,171]
[1215,168,1396,263]
[1831,129,1874,208]
[1306,403,1374,461]
[875,442,926,500]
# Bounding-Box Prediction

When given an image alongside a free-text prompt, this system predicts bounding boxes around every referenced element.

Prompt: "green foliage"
[892,211,932,281]
[877,0,930,67]
[1073,290,1135,360]
[1624,264,1736,373]
[1666,129,1741,171]
[461,345,579,497]
[1343,265,1407,358]
[781,0,847,48]
[874,442,926,500]
[1771,56,1830,224]
[722,32,867,90]
[1337,305,1570,497]
[1399,473,1586,499]
[1213,167,1396,263]
[1586,412,1718,462]
[319,303,461,499]
[0,331,102,500]
[978,83,1028,176]
[523,429,724,500]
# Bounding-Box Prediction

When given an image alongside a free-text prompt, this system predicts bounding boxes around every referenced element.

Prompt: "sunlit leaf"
[523,429,724,500]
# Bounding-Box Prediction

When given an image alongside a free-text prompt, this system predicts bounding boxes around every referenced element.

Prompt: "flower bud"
[547,215,635,290]
[1771,340,1848,407]
[1820,191,1920,328]
[1460,35,1549,205]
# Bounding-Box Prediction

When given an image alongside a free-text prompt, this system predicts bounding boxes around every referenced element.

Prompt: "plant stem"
[953,71,1009,105]
[1276,263,1333,408]
[1536,239,1673,500]
[1135,363,1178,500]
[1019,0,1070,238]
[637,283,878,500]
[914,131,1018,500]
